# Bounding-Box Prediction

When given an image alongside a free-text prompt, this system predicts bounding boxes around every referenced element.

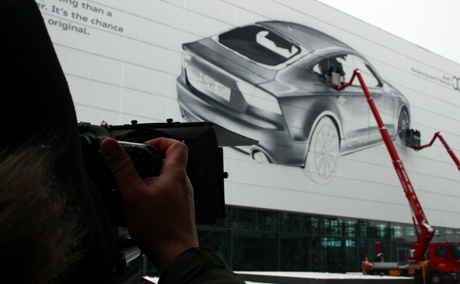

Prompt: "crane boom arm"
[414,132,460,172]
[336,69,434,261]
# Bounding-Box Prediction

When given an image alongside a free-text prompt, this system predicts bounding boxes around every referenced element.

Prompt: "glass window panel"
[234,207,257,230]
[321,238,358,272]
[450,245,460,260]
[280,235,321,271]
[367,221,390,239]
[321,217,343,237]
[351,55,381,87]
[397,242,413,262]
[218,25,300,66]
[435,246,449,258]
[344,220,356,237]
[377,224,388,239]
[257,210,279,231]
[358,220,368,238]
[344,239,357,271]
[304,216,320,235]
[391,225,403,239]
[435,227,442,236]
[358,240,397,263]
[233,232,278,271]
[451,230,460,242]
[358,240,376,263]
[335,55,355,85]
[280,213,320,234]
[405,226,416,237]
[280,212,301,233]
[393,223,418,242]
[197,207,460,272]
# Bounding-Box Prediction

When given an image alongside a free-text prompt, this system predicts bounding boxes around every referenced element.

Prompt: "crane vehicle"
[336,69,460,284]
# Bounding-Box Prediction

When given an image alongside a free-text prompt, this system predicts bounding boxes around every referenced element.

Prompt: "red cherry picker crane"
[336,70,460,284]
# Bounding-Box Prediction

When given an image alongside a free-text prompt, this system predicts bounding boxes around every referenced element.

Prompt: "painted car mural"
[176,21,410,183]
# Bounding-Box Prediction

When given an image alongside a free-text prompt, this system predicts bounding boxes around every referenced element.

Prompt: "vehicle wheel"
[303,116,339,184]
[397,107,410,146]
[428,271,443,284]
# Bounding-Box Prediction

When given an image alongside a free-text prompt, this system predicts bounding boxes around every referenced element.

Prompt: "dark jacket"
[159,248,245,284]
[1,0,244,283]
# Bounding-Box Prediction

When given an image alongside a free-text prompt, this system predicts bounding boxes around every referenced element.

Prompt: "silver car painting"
[176,21,410,183]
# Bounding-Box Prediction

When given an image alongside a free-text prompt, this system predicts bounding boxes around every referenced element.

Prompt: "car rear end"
[176,24,308,166]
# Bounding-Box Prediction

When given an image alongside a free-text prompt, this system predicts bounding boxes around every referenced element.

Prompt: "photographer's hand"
[100,138,198,273]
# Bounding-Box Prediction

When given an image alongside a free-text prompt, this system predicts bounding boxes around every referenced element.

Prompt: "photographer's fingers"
[146,138,188,174]
[101,137,197,272]
[100,138,143,199]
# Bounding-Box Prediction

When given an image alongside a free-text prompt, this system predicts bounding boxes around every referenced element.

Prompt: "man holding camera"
[1,0,245,283]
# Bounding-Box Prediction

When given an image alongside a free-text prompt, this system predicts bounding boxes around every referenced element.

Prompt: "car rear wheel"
[397,107,410,146]
[303,116,339,184]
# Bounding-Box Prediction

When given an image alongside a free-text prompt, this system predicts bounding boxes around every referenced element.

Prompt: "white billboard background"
[36,0,460,228]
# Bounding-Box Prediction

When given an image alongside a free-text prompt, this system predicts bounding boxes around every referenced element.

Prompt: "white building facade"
[38,0,460,273]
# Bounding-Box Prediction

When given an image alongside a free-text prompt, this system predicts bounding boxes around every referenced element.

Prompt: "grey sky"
[317,0,460,64]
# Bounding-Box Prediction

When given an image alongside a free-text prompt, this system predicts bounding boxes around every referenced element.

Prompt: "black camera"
[79,119,257,227]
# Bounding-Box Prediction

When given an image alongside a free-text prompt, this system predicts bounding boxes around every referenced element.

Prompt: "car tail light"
[181,51,192,69]
[237,81,282,115]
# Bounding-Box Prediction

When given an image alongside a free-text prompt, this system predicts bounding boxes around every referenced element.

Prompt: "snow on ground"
[236,271,411,280]
[143,276,158,283]
[143,276,274,283]
[144,271,411,283]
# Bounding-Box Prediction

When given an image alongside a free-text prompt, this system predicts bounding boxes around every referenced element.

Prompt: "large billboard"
[36,0,460,229]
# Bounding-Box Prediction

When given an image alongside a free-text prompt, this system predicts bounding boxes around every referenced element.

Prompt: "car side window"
[218,25,300,66]
[352,56,382,87]
[312,55,357,88]
[312,62,323,78]
[312,58,329,83]
[256,31,299,58]
[335,55,356,86]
